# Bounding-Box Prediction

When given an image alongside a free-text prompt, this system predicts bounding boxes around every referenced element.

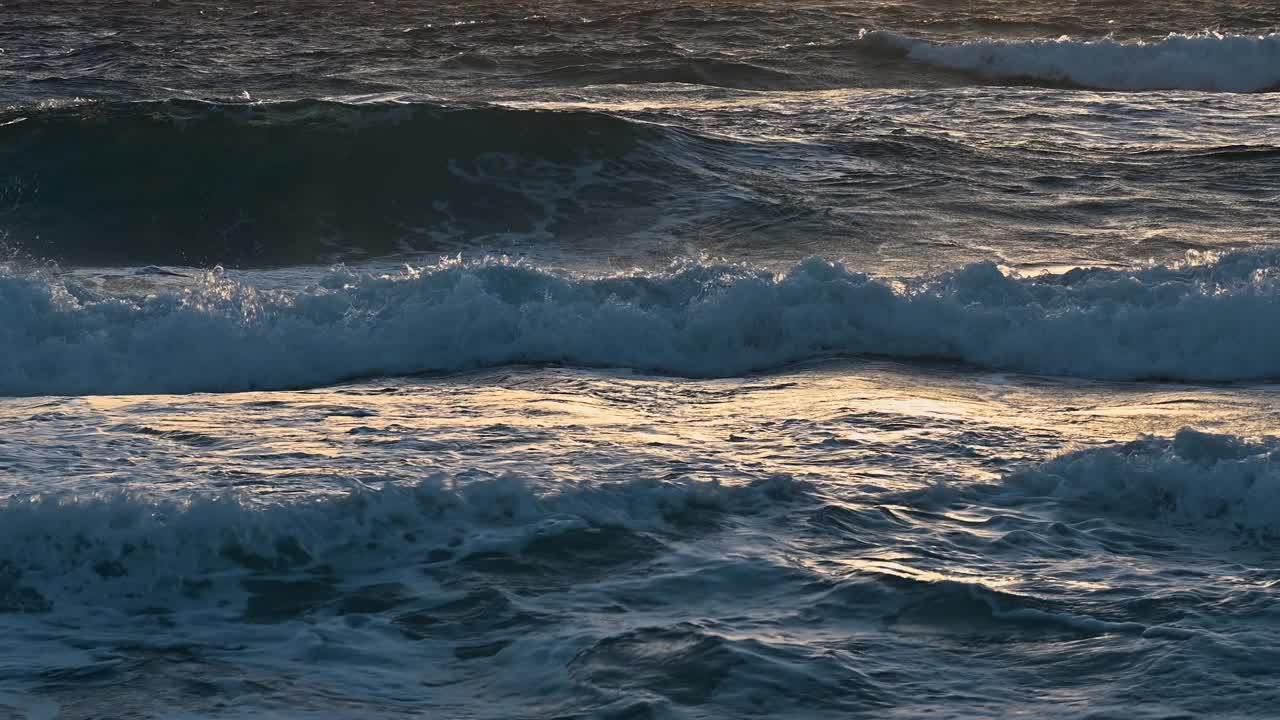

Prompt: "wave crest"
[5,250,1280,395]
[860,30,1280,92]
[0,472,807,606]
[1006,429,1280,538]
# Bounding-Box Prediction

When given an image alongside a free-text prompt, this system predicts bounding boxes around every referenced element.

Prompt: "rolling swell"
[5,250,1280,396]
[0,99,718,266]
[858,30,1280,92]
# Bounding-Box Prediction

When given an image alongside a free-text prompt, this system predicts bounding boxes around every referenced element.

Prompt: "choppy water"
[3,1,1280,718]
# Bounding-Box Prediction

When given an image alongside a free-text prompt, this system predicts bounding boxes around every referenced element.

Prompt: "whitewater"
[860,30,1280,92]
[3,0,1280,718]
[7,250,1280,396]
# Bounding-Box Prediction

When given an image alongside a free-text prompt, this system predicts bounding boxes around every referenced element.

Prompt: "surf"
[5,250,1280,396]
[858,30,1280,92]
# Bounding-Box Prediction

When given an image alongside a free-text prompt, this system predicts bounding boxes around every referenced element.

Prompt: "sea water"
[3,1,1280,717]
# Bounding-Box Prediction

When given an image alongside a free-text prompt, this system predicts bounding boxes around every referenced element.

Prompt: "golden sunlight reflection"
[42,359,1275,505]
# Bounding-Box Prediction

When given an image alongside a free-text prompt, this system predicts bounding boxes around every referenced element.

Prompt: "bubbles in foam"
[0,471,808,606]
[5,250,1280,396]
[1004,428,1280,538]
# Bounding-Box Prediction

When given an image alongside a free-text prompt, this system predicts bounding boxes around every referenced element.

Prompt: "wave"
[858,31,1280,92]
[527,57,813,90]
[820,572,1190,639]
[571,621,886,713]
[5,249,1280,396]
[0,472,806,609]
[0,99,722,266]
[1002,429,1280,539]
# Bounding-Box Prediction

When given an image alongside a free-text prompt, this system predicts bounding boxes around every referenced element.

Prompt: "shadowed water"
[3,0,1280,717]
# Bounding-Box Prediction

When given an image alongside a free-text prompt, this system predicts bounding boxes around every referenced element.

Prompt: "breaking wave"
[0,471,807,610]
[5,249,1280,396]
[859,30,1280,92]
[1003,428,1280,539]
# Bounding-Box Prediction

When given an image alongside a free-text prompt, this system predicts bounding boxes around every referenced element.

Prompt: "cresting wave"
[1002,428,1280,539]
[859,30,1280,92]
[4,427,1273,611]
[0,472,807,610]
[0,99,718,265]
[5,250,1280,396]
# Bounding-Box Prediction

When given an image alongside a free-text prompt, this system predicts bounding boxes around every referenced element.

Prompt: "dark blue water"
[3,2,1280,718]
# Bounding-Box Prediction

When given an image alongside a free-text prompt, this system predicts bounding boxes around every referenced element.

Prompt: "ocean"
[3,1,1280,717]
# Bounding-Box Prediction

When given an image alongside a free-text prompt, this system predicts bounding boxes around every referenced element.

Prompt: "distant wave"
[527,56,813,90]
[1004,429,1280,539]
[0,99,723,266]
[859,31,1280,92]
[5,250,1280,396]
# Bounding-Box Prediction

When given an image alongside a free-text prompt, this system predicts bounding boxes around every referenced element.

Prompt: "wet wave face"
[5,0,1280,718]
[4,0,1280,101]
[3,95,1279,269]
[1,100,695,265]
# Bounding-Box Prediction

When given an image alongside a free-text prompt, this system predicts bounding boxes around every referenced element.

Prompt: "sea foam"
[0,472,806,606]
[1004,428,1280,538]
[861,31,1280,92]
[4,250,1280,396]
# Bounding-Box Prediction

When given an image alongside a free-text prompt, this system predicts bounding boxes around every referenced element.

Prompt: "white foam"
[5,250,1280,396]
[1005,428,1280,538]
[861,30,1280,92]
[0,471,806,601]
